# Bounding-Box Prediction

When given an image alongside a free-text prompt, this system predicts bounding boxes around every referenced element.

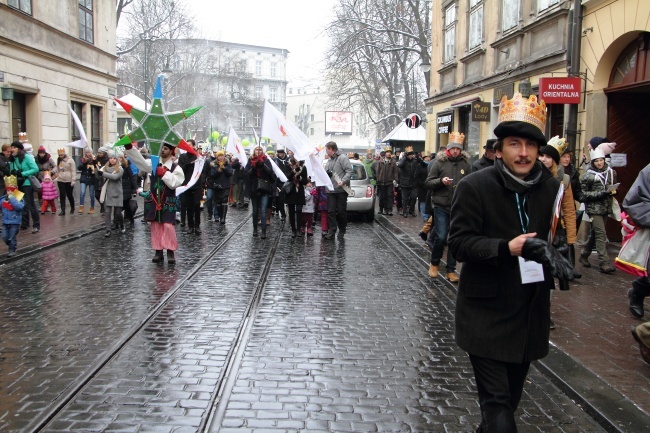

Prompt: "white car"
[346,160,376,222]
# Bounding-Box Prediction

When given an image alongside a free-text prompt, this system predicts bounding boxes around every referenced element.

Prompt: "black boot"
[253,227,258,237]
[220,205,227,224]
[167,250,176,264]
[152,250,164,263]
[261,227,267,239]
[629,280,650,318]
[568,245,581,278]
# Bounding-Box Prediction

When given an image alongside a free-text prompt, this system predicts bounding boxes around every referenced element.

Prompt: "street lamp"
[419,62,431,97]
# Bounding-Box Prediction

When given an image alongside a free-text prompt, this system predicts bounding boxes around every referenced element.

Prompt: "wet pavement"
[0,198,647,432]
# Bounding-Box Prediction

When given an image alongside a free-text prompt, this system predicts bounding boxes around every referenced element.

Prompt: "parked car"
[346,160,375,222]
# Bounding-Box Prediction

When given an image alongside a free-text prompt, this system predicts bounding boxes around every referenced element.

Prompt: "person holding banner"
[125,142,184,263]
[323,141,353,240]
[245,146,276,239]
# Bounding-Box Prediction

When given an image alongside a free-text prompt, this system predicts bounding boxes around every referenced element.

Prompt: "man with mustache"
[448,93,575,433]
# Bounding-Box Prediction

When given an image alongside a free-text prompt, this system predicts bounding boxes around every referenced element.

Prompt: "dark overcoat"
[448,161,560,363]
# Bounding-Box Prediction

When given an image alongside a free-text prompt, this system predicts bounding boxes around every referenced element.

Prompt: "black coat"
[397,156,418,188]
[472,155,494,172]
[448,161,560,363]
[285,165,308,205]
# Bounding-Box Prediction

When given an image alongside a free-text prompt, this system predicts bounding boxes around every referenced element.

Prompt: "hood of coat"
[436,150,470,162]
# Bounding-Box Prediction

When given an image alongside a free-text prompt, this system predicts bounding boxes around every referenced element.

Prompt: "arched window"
[609,32,650,88]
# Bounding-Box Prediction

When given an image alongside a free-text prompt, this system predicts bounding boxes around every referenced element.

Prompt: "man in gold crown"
[448,93,575,433]
[1,175,25,257]
[425,131,471,283]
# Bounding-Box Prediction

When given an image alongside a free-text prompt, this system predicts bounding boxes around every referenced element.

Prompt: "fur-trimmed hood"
[436,149,471,162]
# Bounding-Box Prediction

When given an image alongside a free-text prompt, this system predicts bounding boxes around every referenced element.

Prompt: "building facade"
[579,0,650,223]
[285,82,378,155]
[0,0,118,158]
[424,0,572,162]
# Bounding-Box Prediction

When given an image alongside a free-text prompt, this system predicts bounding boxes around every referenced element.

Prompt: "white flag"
[268,156,288,182]
[66,105,88,149]
[175,157,206,196]
[304,154,334,190]
[260,100,312,160]
[226,127,248,167]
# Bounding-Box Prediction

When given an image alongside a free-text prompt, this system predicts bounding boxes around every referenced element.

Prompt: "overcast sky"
[185,0,336,80]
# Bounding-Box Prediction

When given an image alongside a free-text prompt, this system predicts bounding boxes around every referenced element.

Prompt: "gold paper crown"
[498,93,547,132]
[57,148,67,154]
[546,136,568,156]
[449,132,465,145]
[18,132,29,143]
[4,175,18,189]
[404,146,414,153]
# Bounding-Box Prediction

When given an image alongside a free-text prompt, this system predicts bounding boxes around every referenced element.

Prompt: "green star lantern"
[114,76,202,170]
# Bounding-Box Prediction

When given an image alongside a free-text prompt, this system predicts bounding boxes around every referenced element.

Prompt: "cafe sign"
[538,77,581,104]
[436,112,453,134]
[471,101,491,122]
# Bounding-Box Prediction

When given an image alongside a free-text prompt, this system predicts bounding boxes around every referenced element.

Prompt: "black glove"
[10,169,19,176]
[326,170,333,177]
[255,160,263,167]
[521,238,576,281]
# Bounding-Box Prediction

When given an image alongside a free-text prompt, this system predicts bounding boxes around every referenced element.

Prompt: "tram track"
[27,215,287,433]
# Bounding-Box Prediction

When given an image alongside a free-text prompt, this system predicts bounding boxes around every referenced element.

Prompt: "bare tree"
[323,0,431,138]
[115,0,135,27]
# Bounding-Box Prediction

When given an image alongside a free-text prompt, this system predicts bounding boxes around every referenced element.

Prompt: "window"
[468,0,483,50]
[239,112,247,128]
[270,87,277,102]
[91,105,102,151]
[8,0,32,14]
[502,0,519,32]
[310,114,314,121]
[538,0,559,12]
[255,60,262,76]
[444,4,456,63]
[255,86,263,99]
[310,128,314,136]
[254,113,261,127]
[270,63,277,77]
[79,0,94,44]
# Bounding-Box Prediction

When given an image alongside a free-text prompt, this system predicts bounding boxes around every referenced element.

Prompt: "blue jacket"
[1,194,25,225]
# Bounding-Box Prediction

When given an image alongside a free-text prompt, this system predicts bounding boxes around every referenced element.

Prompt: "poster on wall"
[325,111,353,135]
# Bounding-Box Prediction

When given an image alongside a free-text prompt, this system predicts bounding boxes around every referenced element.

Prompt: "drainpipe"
[566,0,582,153]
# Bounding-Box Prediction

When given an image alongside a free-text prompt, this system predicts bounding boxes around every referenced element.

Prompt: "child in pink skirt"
[40,171,58,214]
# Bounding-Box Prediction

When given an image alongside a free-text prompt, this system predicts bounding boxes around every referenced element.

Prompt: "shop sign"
[493,82,514,104]
[471,101,491,122]
[436,112,453,134]
[539,77,581,104]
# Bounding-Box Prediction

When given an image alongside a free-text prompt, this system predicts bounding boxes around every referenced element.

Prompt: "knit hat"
[98,146,108,154]
[589,136,608,150]
[539,136,568,165]
[43,170,52,181]
[215,150,225,157]
[38,146,47,154]
[11,141,24,151]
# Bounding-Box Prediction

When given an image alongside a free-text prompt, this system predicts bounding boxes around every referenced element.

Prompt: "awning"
[450,96,481,107]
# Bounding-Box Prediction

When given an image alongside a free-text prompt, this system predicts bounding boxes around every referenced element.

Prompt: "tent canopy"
[381,122,426,143]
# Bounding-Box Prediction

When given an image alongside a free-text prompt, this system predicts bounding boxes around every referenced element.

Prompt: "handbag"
[609,197,622,221]
[29,175,42,191]
[256,178,272,193]
[129,198,138,214]
[281,180,293,194]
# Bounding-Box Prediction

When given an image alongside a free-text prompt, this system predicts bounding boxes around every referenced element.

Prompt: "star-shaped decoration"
[114,76,201,169]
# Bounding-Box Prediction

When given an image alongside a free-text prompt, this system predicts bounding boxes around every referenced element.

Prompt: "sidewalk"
[379,208,650,430]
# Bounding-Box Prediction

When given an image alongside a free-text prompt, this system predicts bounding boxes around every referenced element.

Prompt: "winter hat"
[11,141,24,151]
[215,150,225,157]
[43,171,52,181]
[598,141,617,155]
[447,132,465,150]
[540,136,568,165]
[590,147,606,161]
[98,146,108,154]
[38,146,47,154]
[589,136,608,150]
